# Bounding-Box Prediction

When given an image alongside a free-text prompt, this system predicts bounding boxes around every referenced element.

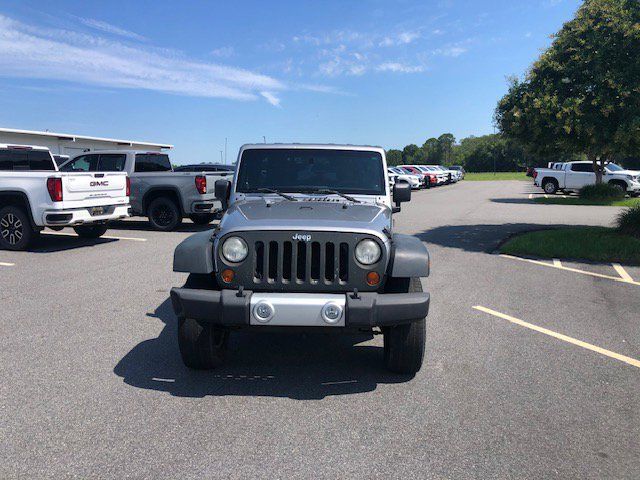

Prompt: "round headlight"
[221,236,248,263]
[355,239,381,265]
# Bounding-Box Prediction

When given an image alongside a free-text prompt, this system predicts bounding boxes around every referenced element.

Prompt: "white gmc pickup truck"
[0,144,130,250]
[534,161,640,195]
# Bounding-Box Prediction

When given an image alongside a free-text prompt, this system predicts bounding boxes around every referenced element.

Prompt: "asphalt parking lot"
[1,181,638,479]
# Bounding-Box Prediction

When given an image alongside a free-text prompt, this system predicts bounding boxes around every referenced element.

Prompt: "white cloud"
[260,91,281,107]
[79,18,146,42]
[0,14,285,104]
[433,45,467,57]
[376,62,425,73]
[210,46,234,58]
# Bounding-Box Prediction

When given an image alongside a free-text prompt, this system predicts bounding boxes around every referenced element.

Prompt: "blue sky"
[0,0,581,164]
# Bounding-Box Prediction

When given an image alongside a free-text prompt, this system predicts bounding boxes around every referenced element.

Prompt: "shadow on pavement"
[27,233,118,253]
[108,219,216,233]
[114,298,411,399]
[417,223,590,253]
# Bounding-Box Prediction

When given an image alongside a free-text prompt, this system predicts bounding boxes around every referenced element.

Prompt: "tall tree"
[495,0,640,183]
[386,149,403,166]
[437,133,456,165]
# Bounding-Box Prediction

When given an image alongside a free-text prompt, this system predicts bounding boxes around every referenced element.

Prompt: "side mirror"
[392,180,411,213]
[215,179,231,210]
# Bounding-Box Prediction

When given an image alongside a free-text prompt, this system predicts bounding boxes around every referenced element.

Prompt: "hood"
[219,199,392,236]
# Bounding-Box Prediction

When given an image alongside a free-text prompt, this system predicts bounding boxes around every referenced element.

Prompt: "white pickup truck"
[0,144,129,250]
[60,150,225,230]
[534,161,640,195]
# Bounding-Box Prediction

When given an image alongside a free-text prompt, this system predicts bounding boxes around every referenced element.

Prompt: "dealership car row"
[0,143,464,251]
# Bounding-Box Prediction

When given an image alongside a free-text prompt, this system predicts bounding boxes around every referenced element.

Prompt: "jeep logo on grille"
[292,233,311,242]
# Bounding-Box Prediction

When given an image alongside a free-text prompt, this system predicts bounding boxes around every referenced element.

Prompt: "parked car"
[387,167,422,189]
[449,165,465,179]
[397,165,429,188]
[419,166,448,185]
[170,144,430,374]
[430,165,458,183]
[0,144,129,250]
[410,166,439,187]
[174,163,234,174]
[534,161,640,195]
[61,151,227,230]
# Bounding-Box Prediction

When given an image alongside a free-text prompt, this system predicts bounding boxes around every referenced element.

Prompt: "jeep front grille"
[217,231,387,292]
[254,240,350,285]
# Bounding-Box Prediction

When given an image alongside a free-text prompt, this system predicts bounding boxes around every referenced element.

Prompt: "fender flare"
[173,230,215,273]
[389,233,430,278]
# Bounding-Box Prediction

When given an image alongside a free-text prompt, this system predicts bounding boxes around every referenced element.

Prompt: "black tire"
[177,274,227,369]
[189,214,216,225]
[542,178,558,194]
[148,197,182,231]
[608,181,627,194]
[73,224,108,239]
[178,317,229,370]
[0,206,34,251]
[383,277,426,375]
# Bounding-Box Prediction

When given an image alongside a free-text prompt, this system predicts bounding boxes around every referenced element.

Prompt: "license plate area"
[250,293,345,327]
[90,206,105,216]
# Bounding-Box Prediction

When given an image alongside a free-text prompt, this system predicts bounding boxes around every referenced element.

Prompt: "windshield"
[236,148,386,195]
[605,163,624,172]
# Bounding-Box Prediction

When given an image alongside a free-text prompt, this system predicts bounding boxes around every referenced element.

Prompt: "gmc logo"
[292,233,311,242]
[90,181,109,187]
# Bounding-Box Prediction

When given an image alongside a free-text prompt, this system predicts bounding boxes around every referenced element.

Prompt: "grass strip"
[499,227,640,264]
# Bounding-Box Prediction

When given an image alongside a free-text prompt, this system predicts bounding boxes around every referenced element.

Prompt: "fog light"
[221,269,235,283]
[321,303,343,324]
[366,271,380,286]
[253,302,274,323]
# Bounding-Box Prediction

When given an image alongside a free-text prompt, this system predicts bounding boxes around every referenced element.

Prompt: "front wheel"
[189,214,216,225]
[383,277,426,375]
[0,206,34,251]
[73,224,108,239]
[178,317,229,369]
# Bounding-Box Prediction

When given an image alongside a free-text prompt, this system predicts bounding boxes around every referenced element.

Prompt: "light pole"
[224,137,227,165]
[263,136,266,144]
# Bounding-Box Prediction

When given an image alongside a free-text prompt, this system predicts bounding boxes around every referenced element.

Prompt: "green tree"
[386,149,403,166]
[495,0,640,183]
[422,138,441,164]
[437,133,456,165]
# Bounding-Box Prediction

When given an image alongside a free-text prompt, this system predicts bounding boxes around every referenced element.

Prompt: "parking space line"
[42,231,147,242]
[0,261,15,267]
[500,254,640,287]
[612,263,634,283]
[473,306,640,369]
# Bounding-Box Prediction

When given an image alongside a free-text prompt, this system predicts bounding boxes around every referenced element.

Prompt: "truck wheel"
[73,224,108,239]
[178,317,229,369]
[0,206,34,251]
[542,179,558,194]
[383,277,426,375]
[189,214,216,225]
[608,181,627,194]
[148,197,182,231]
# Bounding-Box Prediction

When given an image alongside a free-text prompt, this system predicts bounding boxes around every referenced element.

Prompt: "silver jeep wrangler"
[170,144,430,374]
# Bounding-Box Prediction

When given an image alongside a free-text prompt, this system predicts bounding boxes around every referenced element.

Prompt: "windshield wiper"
[250,188,298,201]
[303,188,361,204]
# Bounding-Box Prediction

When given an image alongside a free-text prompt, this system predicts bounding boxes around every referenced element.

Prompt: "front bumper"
[190,199,223,214]
[170,288,430,328]
[42,204,130,226]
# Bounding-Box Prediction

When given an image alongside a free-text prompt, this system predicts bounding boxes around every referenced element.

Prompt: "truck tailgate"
[62,172,128,202]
